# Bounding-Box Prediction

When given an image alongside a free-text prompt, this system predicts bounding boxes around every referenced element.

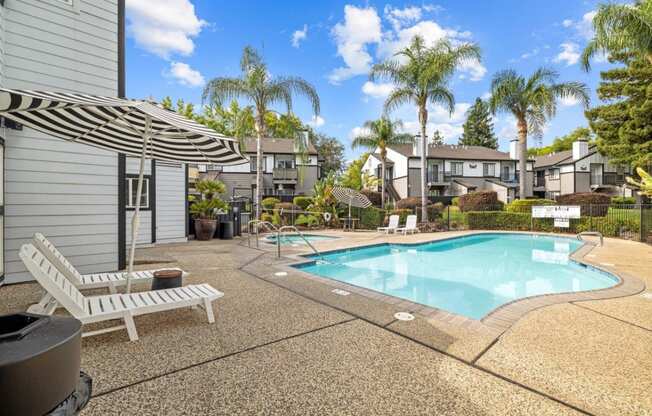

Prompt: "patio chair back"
[388,215,400,229]
[19,244,87,317]
[405,215,417,229]
[33,233,84,286]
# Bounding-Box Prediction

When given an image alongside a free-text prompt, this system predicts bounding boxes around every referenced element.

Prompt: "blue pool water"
[294,233,618,319]
[265,234,338,245]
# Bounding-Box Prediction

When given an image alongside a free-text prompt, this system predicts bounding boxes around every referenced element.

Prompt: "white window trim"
[42,0,81,13]
[483,163,496,177]
[126,177,150,209]
[451,162,464,176]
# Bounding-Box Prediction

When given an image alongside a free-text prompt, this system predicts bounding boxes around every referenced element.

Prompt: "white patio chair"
[377,215,400,234]
[29,233,188,314]
[20,244,222,341]
[396,215,419,235]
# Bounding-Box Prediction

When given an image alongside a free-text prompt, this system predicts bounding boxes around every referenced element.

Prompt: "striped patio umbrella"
[0,88,246,291]
[331,186,373,219]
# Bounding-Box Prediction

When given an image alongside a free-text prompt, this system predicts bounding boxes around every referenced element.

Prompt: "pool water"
[265,234,338,245]
[294,233,618,319]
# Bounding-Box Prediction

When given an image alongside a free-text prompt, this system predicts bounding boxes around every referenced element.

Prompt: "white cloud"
[361,81,394,99]
[292,24,308,48]
[554,42,580,66]
[167,61,205,87]
[481,91,492,100]
[349,125,371,140]
[307,115,325,127]
[457,59,487,81]
[562,19,573,28]
[520,48,539,60]
[429,102,471,124]
[329,5,382,84]
[562,10,596,40]
[126,0,207,59]
[384,5,422,31]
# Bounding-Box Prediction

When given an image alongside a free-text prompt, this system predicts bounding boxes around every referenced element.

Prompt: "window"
[250,156,267,172]
[549,168,560,180]
[546,191,560,200]
[126,177,149,209]
[483,163,496,177]
[451,162,464,176]
[275,155,295,169]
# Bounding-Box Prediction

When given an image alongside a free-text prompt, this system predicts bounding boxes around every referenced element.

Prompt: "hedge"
[505,198,556,213]
[293,196,313,210]
[359,206,385,229]
[557,192,611,216]
[396,197,423,209]
[458,191,501,212]
[465,211,531,230]
[261,197,280,209]
[611,196,636,206]
[296,214,319,227]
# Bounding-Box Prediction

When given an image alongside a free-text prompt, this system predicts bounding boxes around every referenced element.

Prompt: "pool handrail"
[247,220,278,248]
[278,225,323,260]
[577,231,603,247]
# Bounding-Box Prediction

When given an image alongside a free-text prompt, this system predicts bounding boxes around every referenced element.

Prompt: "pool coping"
[274,231,646,335]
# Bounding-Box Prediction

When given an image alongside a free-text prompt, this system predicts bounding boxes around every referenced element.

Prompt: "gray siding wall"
[295,166,318,195]
[155,162,187,243]
[3,0,119,283]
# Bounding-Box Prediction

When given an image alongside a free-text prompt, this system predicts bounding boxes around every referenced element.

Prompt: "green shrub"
[274,202,299,211]
[271,210,282,226]
[261,197,280,209]
[296,214,319,227]
[359,207,386,229]
[260,213,274,223]
[557,192,610,216]
[390,208,412,224]
[396,197,422,209]
[506,198,556,213]
[293,196,313,210]
[451,197,460,206]
[611,196,636,206]
[458,191,501,212]
[465,211,531,230]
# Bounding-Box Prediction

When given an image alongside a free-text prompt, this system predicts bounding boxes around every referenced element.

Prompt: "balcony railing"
[603,173,625,186]
[501,172,519,183]
[273,168,298,181]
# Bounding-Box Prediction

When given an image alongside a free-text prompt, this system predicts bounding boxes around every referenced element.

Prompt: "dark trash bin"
[151,269,183,291]
[219,221,233,239]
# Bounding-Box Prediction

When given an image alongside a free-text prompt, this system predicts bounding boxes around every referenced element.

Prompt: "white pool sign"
[554,218,570,228]
[532,205,581,219]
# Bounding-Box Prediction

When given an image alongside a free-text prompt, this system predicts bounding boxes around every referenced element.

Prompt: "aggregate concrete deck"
[1,230,650,415]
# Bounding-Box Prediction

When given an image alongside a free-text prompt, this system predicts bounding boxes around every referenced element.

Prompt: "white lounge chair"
[396,215,419,235]
[20,244,222,341]
[377,215,400,234]
[29,233,188,314]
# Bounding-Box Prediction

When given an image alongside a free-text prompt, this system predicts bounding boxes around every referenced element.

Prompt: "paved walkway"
[1,231,650,415]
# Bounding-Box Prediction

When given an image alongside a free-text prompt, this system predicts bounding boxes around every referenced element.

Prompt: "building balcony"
[501,172,519,183]
[273,168,298,182]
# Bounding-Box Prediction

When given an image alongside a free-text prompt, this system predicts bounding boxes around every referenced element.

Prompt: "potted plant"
[189,179,227,240]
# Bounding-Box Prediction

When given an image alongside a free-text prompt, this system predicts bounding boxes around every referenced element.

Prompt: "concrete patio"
[1,230,650,415]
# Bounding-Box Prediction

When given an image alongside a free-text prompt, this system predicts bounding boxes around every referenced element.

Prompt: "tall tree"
[203,46,320,218]
[309,131,345,176]
[351,117,413,208]
[582,1,652,71]
[489,68,589,199]
[458,98,498,149]
[370,35,481,219]
[585,53,652,168]
[527,127,594,157]
[431,129,444,146]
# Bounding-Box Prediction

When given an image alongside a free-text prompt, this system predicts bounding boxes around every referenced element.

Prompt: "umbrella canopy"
[331,187,373,218]
[0,88,244,164]
[0,88,246,292]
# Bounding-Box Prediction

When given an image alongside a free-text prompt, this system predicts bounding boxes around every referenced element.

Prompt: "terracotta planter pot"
[194,219,217,241]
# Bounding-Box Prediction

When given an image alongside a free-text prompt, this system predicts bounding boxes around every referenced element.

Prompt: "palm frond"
[273,76,321,115]
[383,88,415,114]
[202,78,250,106]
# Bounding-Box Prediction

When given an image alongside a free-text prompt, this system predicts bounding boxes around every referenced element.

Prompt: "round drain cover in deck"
[394,312,414,321]
[274,272,288,277]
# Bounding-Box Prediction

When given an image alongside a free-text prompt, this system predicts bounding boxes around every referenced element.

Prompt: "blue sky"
[125,0,609,161]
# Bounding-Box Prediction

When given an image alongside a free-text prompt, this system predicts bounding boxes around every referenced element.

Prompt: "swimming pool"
[265,234,338,245]
[293,233,618,319]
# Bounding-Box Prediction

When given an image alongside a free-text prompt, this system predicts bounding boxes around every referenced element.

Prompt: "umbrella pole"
[126,118,151,293]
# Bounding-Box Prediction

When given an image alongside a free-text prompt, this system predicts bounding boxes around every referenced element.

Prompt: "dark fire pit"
[0,313,91,415]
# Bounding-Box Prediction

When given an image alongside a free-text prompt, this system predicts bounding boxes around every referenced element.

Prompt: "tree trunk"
[517,117,528,200]
[380,160,386,209]
[254,115,265,219]
[419,105,428,222]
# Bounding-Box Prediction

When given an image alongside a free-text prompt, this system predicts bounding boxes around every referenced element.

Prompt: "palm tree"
[351,117,414,208]
[489,68,590,199]
[203,46,320,218]
[582,1,652,71]
[370,35,481,220]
